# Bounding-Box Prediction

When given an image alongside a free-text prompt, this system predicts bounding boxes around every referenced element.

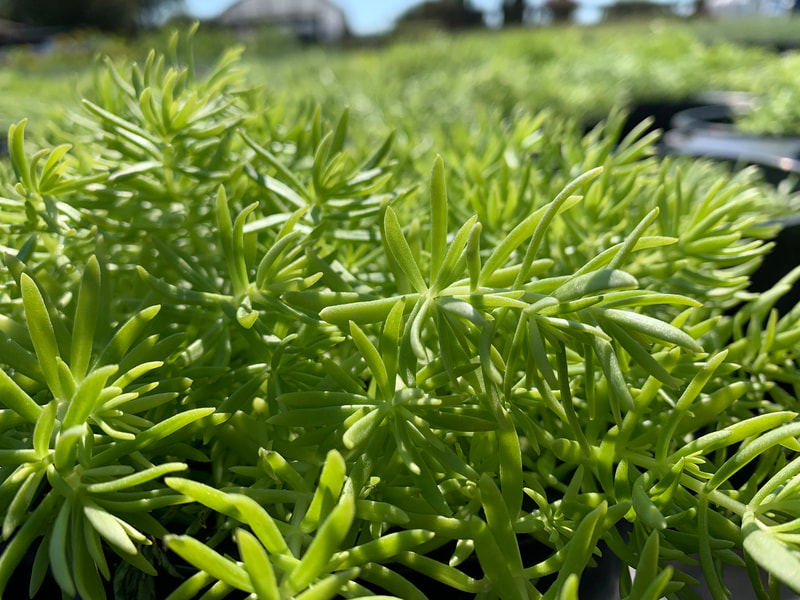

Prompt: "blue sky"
[184,0,502,35]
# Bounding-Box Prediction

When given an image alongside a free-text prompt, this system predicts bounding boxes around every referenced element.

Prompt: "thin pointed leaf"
[164,477,288,556]
[0,369,42,423]
[166,535,253,593]
[430,155,448,281]
[285,494,355,595]
[71,256,101,379]
[350,321,390,400]
[21,274,64,399]
[63,365,118,429]
[236,529,279,600]
[742,512,800,594]
[301,450,347,533]
[383,207,427,293]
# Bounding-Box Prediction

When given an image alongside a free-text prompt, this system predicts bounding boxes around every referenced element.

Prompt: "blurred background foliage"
[3,3,800,598]
[3,14,800,154]
[0,0,181,33]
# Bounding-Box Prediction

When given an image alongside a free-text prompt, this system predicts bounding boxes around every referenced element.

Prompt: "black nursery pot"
[582,99,706,139]
[601,91,755,140]
[617,99,706,139]
[750,215,800,316]
[663,98,800,190]
[607,91,800,191]
[663,95,800,311]
[367,535,622,599]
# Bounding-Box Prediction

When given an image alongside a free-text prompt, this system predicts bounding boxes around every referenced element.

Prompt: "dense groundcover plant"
[2,28,800,600]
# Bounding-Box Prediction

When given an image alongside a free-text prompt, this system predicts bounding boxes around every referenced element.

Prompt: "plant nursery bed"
[664,100,800,188]
[3,28,800,600]
[748,216,800,316]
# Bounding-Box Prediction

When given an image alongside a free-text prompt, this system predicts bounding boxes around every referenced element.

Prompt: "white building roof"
[218,0,348,40]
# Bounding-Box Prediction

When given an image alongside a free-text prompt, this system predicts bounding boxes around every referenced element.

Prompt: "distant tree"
[397,0,484,31]
[503,0,526,24]
[0,0,182,34]
[604,0,670,20]
[692,0,708,16]
[545,0,577,21]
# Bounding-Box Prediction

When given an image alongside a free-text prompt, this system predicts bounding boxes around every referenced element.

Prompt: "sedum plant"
[1,28,800,600]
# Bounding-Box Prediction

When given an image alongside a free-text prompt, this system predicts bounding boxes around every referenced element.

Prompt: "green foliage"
[6,21,800,142]
[1,27,800,600]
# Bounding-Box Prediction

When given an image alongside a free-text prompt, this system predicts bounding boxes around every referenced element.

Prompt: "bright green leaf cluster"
[1,27,799,600]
